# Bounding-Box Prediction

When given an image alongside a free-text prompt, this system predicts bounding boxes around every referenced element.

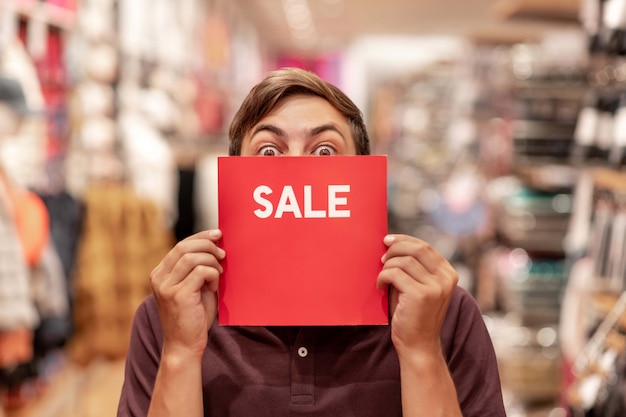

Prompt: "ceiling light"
[282,0,318,50]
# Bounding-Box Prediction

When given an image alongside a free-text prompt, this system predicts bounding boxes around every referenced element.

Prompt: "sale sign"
[217,155,388,326]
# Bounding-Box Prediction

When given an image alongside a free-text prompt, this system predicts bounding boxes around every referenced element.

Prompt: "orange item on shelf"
[0,328,33,367]
[11,190,50,267]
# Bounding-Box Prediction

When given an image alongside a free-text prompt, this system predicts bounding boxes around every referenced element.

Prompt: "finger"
[377,261,425,293]
[155,265,220,304]
[191,229,222,242]
[150,259,175,292]
[377,264,456,316]
[381,255,435,287]
[382,235,446,275]
[161,230,225,273]
[167,252,223,287]
[382,255,459,299]
[177,264,221,295]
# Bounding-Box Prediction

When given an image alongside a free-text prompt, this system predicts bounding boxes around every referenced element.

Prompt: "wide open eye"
[313,145,335,156]
[258,145,281,156]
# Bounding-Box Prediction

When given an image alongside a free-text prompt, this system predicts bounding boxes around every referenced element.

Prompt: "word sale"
[253,184,351,219]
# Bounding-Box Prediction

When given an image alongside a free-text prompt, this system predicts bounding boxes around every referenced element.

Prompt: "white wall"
[341,35,468,114]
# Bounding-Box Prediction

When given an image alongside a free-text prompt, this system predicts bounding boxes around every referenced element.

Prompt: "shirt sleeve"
[443,287,507,417]
[117,296,163,417]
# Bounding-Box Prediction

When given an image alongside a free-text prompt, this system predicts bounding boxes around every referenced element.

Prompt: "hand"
[377,234,458,359]
[150,229,225,362]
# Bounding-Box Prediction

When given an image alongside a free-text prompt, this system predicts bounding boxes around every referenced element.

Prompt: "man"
[117,68,506,417]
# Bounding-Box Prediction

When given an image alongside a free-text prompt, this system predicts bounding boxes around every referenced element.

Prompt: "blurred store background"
[1,0,626,416]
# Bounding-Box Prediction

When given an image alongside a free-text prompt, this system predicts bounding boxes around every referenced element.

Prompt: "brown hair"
[228,68,369,156]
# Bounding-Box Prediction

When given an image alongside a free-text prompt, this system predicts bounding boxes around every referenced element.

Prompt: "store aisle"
[4,359,125,417]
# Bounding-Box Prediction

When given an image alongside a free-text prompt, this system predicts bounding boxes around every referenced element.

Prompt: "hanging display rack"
[2,0,76,31]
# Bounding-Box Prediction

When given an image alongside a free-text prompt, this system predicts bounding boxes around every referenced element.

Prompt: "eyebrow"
[250,123,346,140]
[309,124,346,140]
[251,124,285,138]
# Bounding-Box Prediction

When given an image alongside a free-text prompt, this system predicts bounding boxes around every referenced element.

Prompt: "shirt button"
[297,347,308,358]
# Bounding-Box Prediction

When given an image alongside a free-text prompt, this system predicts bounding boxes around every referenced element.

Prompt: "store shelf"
[593,167,626,194]
[4,359,125,417]
[592,292,621,314]
[3,0,76,31]
[467,27,542,45]
[491,0,581,23]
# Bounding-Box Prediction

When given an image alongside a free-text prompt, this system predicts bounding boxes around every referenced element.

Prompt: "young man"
[117,68,506,417]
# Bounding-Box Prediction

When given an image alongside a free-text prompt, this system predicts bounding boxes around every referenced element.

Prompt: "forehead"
[260,95,346,123]
[240,94,358,154]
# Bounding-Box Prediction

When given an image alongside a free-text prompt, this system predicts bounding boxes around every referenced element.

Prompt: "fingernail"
[209,229,221,238]
[381,254,386,263]
[384,235,395,245]
[217,248,226,259]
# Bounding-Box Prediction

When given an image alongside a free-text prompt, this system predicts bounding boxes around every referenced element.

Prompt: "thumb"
[389,287,399,319]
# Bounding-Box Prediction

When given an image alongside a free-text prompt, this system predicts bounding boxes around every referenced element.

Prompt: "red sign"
[217,156,388,326]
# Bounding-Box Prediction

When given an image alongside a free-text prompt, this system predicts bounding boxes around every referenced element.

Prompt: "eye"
[258,145,281,156]
[313,145,335,156]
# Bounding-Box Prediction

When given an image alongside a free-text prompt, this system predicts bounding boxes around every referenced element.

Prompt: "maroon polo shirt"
[117,287,506,416]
